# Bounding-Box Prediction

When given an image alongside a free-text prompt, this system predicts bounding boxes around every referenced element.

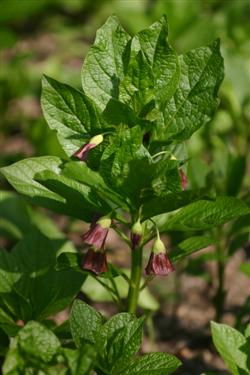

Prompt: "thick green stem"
[127,246,143,314]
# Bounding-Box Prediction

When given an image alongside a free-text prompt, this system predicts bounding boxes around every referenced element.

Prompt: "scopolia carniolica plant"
[1,15,250,375]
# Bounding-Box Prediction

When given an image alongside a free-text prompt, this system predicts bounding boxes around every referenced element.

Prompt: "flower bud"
[130,219,143,249]
[179,169,188,190]
[73,134,104,161]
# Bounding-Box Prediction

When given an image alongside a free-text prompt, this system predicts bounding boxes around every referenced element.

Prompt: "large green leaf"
[151,40,224,143]
[1,157,111,222]
[0,156,67,214]
[81,15,131,110]
[161,197,250,231]
[211,321,249,375]
[41,75,111,156]
[0,230,85,326]
[121,352,181,375]
[35,169,111,221]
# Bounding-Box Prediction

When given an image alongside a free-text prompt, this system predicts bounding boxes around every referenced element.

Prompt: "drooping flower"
[82,215,111,249]
[130,219,143,249]
[179,168,188,190]
[73,134,104,161]
[81,248,108,275]
[145,234,174,276]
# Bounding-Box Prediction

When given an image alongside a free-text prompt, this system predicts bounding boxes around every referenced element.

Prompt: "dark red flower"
[73,134,103,161]
[81,248,108,275]
[82,216,111,249]
[145,236,175,276]
[179,169,188,190]
[145,252,174,276]
[130,219,143,249]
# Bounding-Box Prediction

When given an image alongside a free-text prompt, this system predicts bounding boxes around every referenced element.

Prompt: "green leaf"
[136,15,180,108]
[0,230,85,323]
[81,15,131,110]
[121,352,181,375]
[63,345,95,375]
[211,321,249,375]
[35,168,111,222]
[170,236,215,263]
[152,40,224,143]
[17,321,61,363]
[62,161,128,210]
[142,188,214,219]
[161,197,250,231]
[70,299,103,347]
[0,156,67,214]
[111,317,145,373]
[41,75,110,156]
[96,313,144,373]
[119,48,155,115]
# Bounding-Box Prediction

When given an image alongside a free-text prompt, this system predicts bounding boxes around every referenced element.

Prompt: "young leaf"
[81,15,131,110]
[211,321,249,375]
[121,352,181,375]
[41,75,111,157]
[161,197,250,231]
[70,299,103,347]
[151,40,224,143]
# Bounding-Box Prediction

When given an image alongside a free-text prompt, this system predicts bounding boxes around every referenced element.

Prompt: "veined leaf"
[142,188,214,219]
[137,15,180,108]
[161,197,250,231]
[121,352,181,375]
[70,299,103,347]
[35,169,111,221]
[62,161,129,210]
[41,75,111,157]
[81,15,131,110]
[0,157,67,214]
[152,40,224,143]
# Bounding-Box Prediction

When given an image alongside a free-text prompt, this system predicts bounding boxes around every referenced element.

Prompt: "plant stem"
[127,246,143,314]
